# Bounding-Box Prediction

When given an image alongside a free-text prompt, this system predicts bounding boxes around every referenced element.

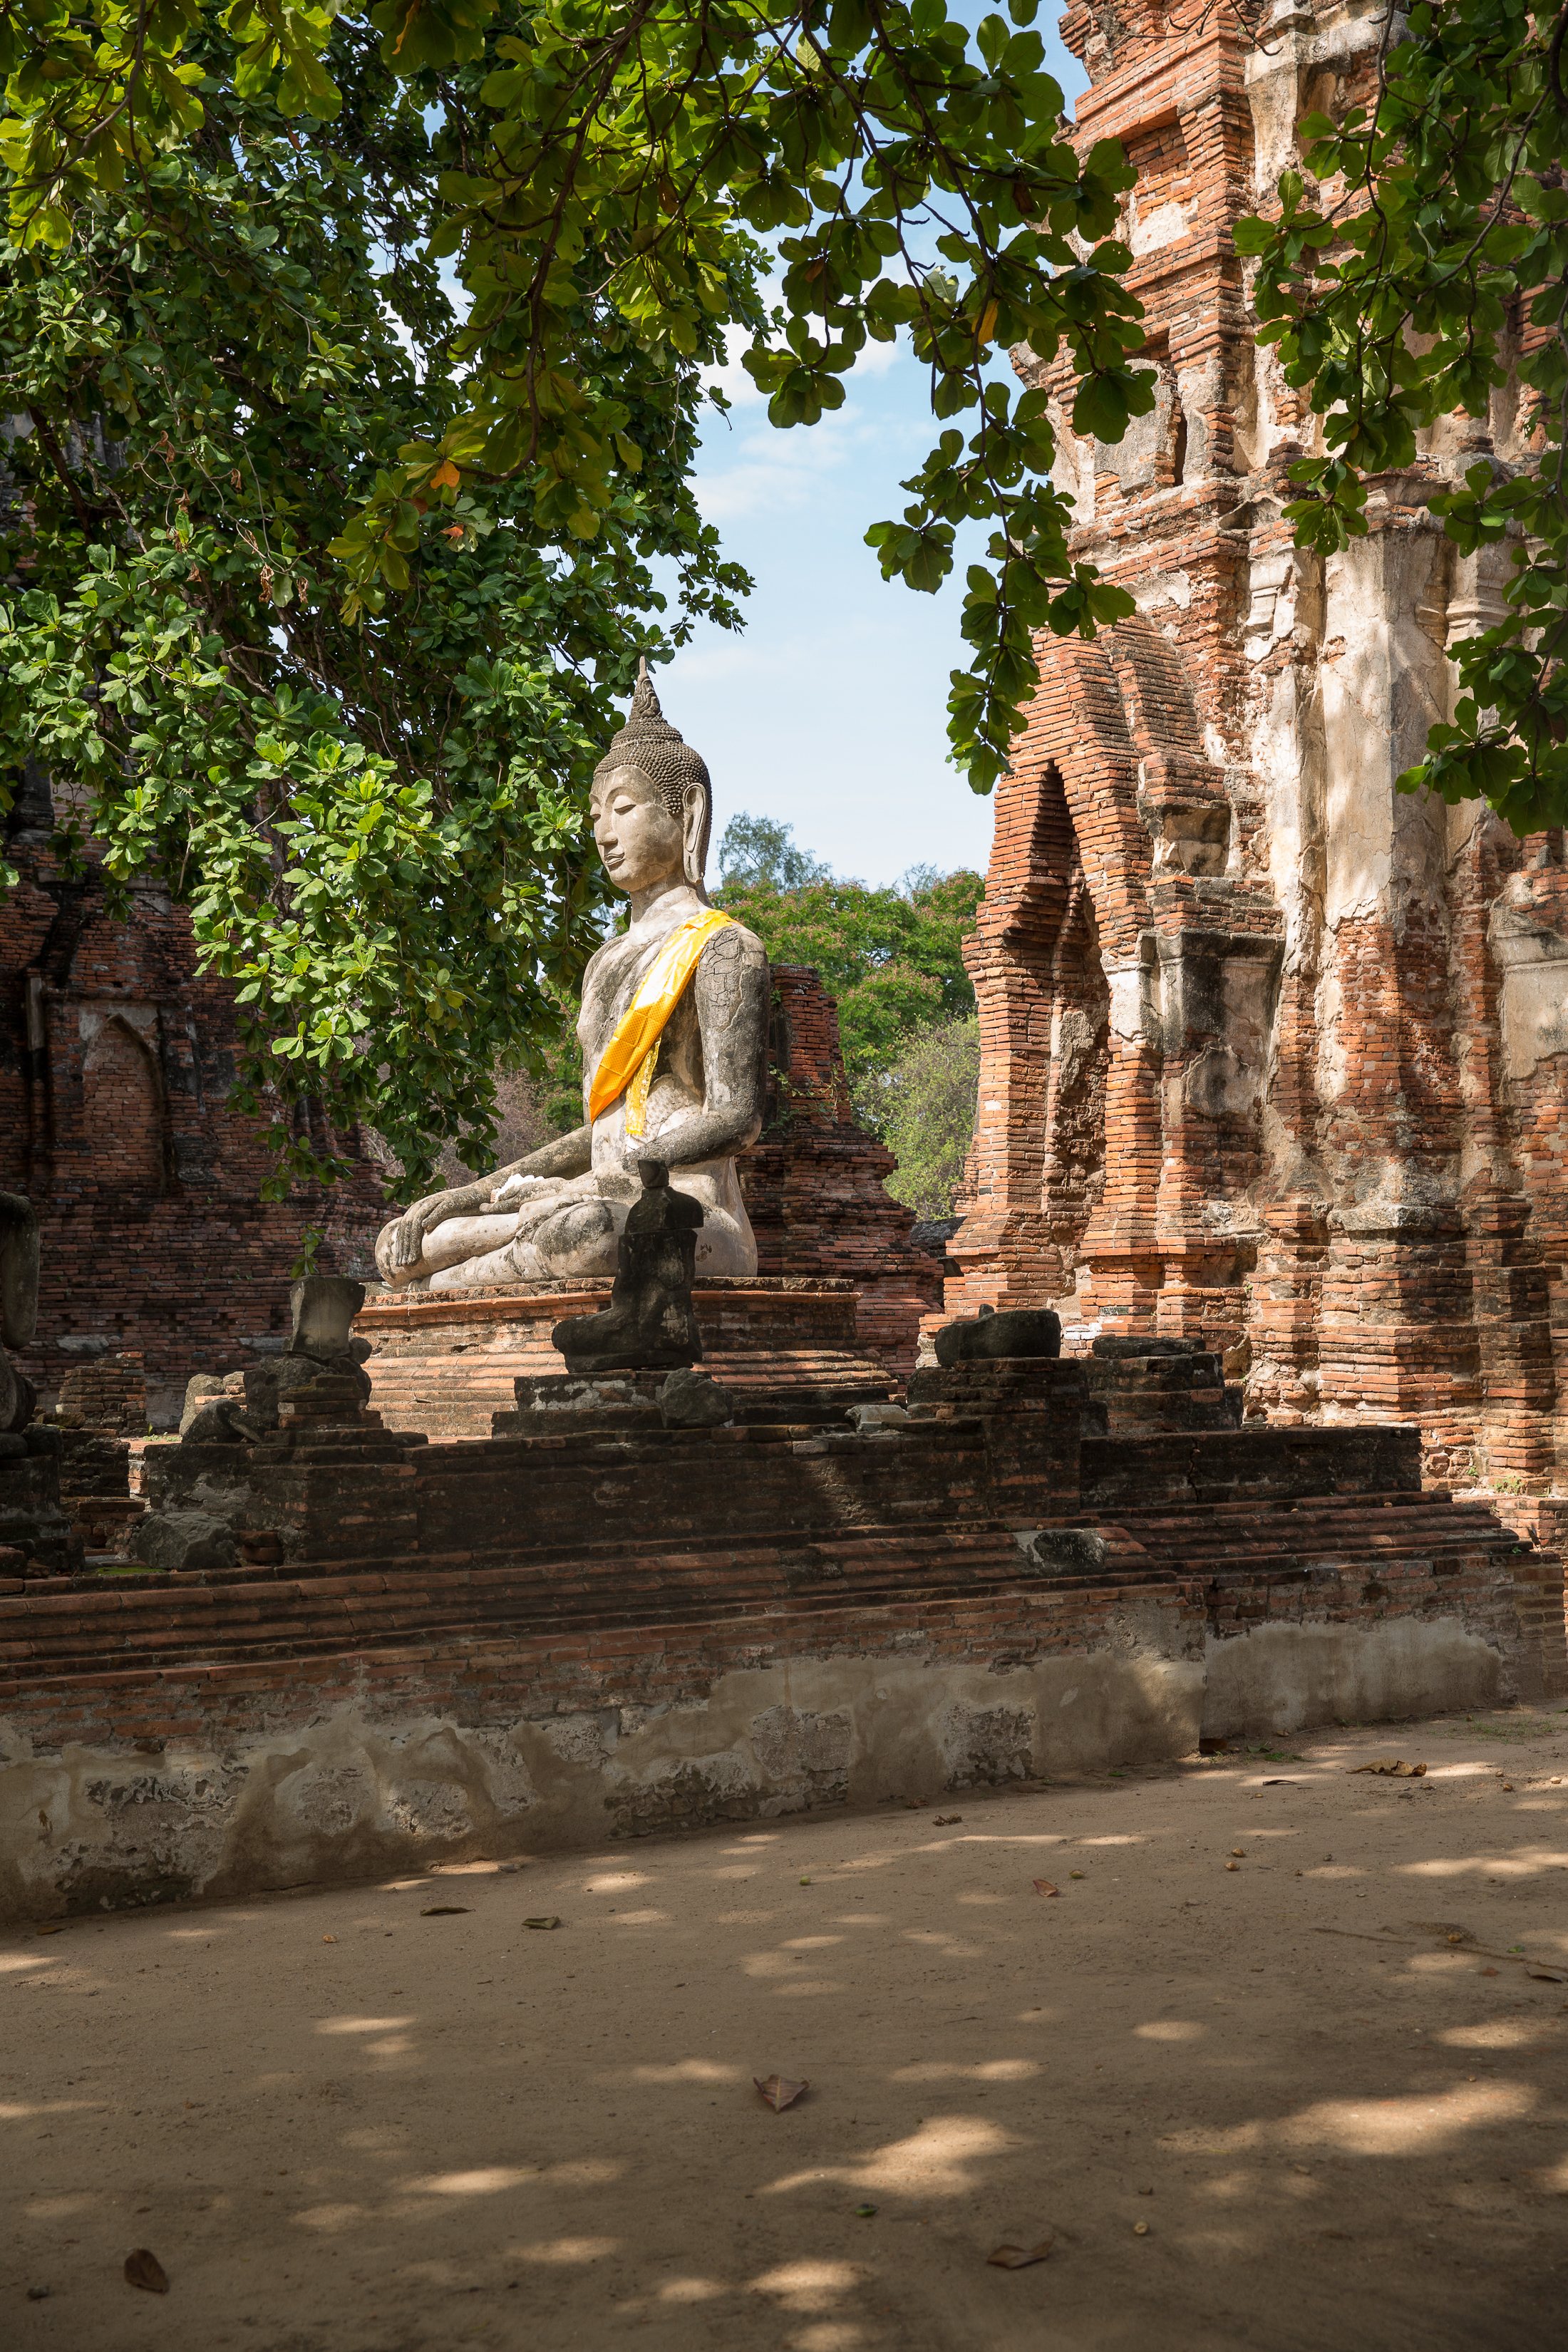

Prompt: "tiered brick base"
[1,1356,1560,1920]
[358,1276,899,1439]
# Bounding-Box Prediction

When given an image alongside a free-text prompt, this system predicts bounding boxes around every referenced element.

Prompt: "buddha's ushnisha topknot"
[594,658,712,882]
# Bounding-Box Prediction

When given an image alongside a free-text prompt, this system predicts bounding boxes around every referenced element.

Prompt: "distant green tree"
[876,1017,980,1218]
[717,813,830,892]
[713,865,982,1120]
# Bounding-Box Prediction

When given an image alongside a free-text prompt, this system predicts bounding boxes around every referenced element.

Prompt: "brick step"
[4,1544,1044,1657]
[0,1532,1192,1681]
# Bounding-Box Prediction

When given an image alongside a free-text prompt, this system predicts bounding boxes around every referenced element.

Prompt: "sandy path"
[4,1710,1567,2352]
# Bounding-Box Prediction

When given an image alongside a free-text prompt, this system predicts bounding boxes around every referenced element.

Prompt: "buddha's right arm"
[489,1127,594,1186]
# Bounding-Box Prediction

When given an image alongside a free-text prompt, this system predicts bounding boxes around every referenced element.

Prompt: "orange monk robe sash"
[587,908,738,1138]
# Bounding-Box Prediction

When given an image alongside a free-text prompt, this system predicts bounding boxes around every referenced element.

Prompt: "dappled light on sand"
[3,1711,1565,2347]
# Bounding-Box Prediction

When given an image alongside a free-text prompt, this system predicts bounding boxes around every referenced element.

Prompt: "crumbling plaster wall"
[940,0,1567,1510]
[0,1609,1518,1920]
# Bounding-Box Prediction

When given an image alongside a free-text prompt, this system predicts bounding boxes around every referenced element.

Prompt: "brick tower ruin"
[942,0,1567,1517]
[1,798,388,1427]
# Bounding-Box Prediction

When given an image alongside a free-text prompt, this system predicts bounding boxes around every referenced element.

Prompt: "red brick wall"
[1,844,388,1424]
[939,0,1568,1505]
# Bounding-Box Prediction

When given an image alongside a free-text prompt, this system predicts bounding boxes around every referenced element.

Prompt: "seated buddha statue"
[374,665,769,1293]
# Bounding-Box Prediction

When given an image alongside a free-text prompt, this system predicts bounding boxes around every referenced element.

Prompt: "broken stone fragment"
[128,1509,239,1576]
[178,1372,247,1438]
[1015,1525,1110,1577]
[289,1274,366,1361]
[934,1308,1062,1366]
[657,1366,734,1428]
[845,1402,910,1433]
[178,1400,259,1448]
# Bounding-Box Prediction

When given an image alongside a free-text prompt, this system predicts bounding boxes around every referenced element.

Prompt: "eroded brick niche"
[939,0,1568,1524]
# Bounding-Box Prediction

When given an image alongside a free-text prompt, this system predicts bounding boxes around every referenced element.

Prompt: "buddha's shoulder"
[704,914,767,972]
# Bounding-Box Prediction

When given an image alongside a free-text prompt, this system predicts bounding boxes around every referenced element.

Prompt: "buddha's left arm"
[643,927,769,1171]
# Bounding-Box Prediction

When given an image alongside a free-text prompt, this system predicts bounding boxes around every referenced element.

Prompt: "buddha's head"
[590,662,711,900]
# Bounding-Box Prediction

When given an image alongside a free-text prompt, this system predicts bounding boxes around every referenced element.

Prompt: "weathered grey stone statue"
[375,665,769,1291]
[553,1159,704,1374]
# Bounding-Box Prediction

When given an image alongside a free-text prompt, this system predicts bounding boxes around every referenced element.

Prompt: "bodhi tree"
[0,13,758,1191]
[0,0,1154,1192]
[1237,0,1568,836]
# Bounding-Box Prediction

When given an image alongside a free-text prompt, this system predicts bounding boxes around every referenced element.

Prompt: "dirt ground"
[4,1709,1567,2352]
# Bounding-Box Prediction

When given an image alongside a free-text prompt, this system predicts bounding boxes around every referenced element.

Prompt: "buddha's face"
[590,764,685,896]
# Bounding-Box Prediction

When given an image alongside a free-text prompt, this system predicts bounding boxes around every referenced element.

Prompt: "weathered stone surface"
[289,1275,366,1360]
[127,1509,238,1576]
[657,1366,734,1428]
[178,1400,257,1448]
[553,1160,704,1373]
[934,1308,1062,1367]
[178,1372,246,1438]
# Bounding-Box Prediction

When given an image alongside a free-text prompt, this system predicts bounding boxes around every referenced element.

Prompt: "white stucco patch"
[1202,1617,1502,1738]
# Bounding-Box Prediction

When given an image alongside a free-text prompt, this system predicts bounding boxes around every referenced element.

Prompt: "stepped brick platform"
[358,1276,899,1439]
[1,1358,1560,1920]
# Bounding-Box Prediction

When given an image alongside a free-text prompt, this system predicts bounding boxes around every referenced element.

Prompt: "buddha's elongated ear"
[681,778,712,900]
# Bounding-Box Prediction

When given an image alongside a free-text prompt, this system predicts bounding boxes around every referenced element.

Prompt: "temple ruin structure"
[940,0,1568,1539]
[0,810,388,1427]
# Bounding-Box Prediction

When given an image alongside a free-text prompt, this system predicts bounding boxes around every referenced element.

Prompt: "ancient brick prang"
[741,965,942,1370]
[939,0,1568,1522]
[1,842,389,1427]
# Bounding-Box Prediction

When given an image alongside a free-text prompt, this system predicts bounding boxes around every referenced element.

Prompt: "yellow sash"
[588,908,737,1138]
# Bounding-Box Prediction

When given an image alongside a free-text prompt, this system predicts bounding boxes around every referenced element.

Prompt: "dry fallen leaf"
[1069,1869,1085,1879]
[754,2075,808,2112]
[1033,1879,1060,1898]
[321,1935,336,1944]
[1527,1967,1567,1984]
[523,1916,560,1931]
[125,2249,168,2295]
[987,2240,1052,2269]
[35,1924,63,1936]
[1502,1783,1515,1793]
[1351,1760,1425,1777]
[1480,1966,1500,1978]
[934,1815,963,1827]
[420,1906,470,1917]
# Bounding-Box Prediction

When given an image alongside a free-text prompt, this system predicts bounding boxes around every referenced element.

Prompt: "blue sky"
[656,6,1088,889]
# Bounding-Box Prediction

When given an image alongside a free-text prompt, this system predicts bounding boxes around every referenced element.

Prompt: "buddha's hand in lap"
[376,1182,490,1279]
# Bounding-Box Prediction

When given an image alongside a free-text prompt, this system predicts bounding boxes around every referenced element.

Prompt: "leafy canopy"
[1235,0,1568,834]
[718,810,830,889]
[0,14,752,1195]
[713,860,981,1115]
[2,0,1155,801]
[877,1011,978,1217]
